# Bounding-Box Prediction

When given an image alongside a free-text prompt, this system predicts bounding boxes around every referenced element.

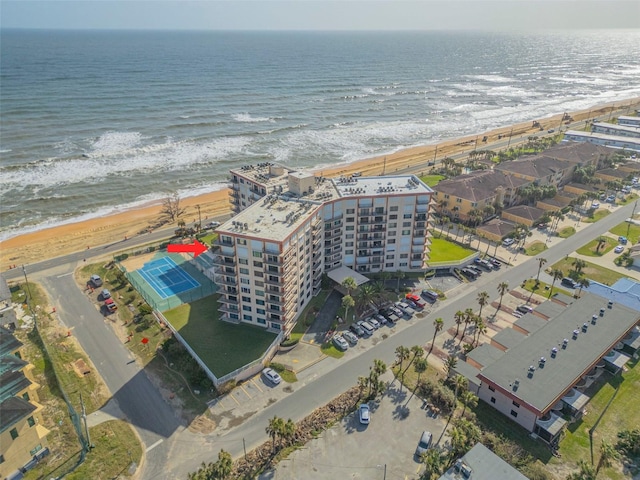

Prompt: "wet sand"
[2,98,638,270]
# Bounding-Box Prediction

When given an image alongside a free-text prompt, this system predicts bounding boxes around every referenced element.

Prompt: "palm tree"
[420,448,444,480]
[577,278,590,297]
[341,276,357,296]
[474,319,487,347]
[497,281,509,310]
[404,345,424,375]
[266,416,284,453]
[357,376,369,399]
[370,281,388,307]
[341,295,355,325]
[395,269,406,293]
[407,357,429,405]
[549,268,564,298]
[211,449,233,479]
[369,359,387,398]
[536,257,547,284]
[572,258,587,276]
[460,391,478,418]
[281,418,296,448]
[355,284,375,312]
[394,345,411,388]
[454,310,465,338]
[476,291,489,319]
[459,308,474,346]
[428,318,444,358]
[444,355,458,379]
[596,439,620,475]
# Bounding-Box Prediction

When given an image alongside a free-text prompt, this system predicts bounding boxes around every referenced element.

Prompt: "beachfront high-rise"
[212,168,434,333]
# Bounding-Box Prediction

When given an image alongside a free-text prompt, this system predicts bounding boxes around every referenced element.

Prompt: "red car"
[405,294,426,309]
[104,298,118,313]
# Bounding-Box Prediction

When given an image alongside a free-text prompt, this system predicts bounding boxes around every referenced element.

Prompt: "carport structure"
[326,265,370,294]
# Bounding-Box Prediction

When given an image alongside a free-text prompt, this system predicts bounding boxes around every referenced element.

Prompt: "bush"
[280,337,299,348]
[114,253,129,261]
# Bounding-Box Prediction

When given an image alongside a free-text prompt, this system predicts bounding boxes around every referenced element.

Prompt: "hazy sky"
[2,0,639,31]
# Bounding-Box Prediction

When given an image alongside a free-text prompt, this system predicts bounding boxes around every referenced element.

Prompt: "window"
[346,234,354,239]
[257,318,266,325]
[242,305,252,312]
[400,253,408,259]
[346,241,354,247]
[237,238,247,245]
[390,206,399,211]
[399,262,407,267]
[444,194,450,199]
[346,226,354,231]
[390,214,398,220]
[27,416,35,427]
[255,290,264,297]
[490,397,496,404]
[401,229,411,236]
[488,385,495,392]
[238,258,248,265]
[389,222,397,228]
[385,263,394,268]
[403,214,412,219]
[257,308,266,315]
[512,401,520,408]
[386,254,394,259]
[242,296,251,302]
[253,261,263,268]
[240,278,250,285]
[253,251,262,258]
[22,392,29,401]
[346,250,353,254]
[10,428,18,440]
[239,267,249,275]
[241,287,251,293]
[346,217,354,222]
[388,239,396,244]
[0,454,4,464]
[510,410,518,418]
[243,314,252,321]
[389,231,396,236]
[347,208,355,214]
[402,221,411,227]
[456,198,462,203]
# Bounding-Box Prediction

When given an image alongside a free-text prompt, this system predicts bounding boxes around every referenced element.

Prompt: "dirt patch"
[187,415,216,434]
[72,359,91,376]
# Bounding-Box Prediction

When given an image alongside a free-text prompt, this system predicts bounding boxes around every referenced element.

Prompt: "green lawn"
[524,241,547,256]
[550,257,625,286]
[558,226,576,238]
[609,221,640,245]
[583,209,611,223]
[576,237,618,257]
[419,174,445,187]
[163,294,277,377]
[558,358,640,480]
[522,279,572,299]
[428,237,476,262]
[197,232,219,246]
[618,193,638,206]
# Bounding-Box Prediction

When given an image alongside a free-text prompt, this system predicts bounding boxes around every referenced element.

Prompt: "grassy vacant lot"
[525,241,547,256]
[419,174,445,187]
[583,209,611,223]
[558,226,576,238]
[609,221,640,244]
[163,294,277,377]
[576,236,618,257]
[557,358,640,480]
[428,237,476,263]
[197,232,219,246]
[550,257,625,286]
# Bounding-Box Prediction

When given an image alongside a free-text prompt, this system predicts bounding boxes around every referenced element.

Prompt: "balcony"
[264,277,283,286]
[218,304,240,315]
[212,254,235,266]
[214,275,237,286]
[264,256,283,266]
[222,296,239,305]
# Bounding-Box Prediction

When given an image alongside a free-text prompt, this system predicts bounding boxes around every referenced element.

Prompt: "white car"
[332,334,349,351]
[502,238,515,247]
[357,320,375,336]
[262,367,282,385]
[591,202,600,209]
[358,403,370,424]
[366,317,380,329]
[614,245,625,254]
[207,221,221,229]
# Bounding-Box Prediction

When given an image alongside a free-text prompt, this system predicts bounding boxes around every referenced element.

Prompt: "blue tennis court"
[137,257,200,299]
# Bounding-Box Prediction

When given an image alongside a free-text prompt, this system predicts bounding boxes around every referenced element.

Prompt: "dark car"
[461,268,478,280]
[561,277,577,288]
[350,323,365,337]
[421,290,439,302]
[468,265,483,275]
[516,304,533,314]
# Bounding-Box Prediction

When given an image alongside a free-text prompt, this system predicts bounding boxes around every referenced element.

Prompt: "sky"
[1,0,639,31]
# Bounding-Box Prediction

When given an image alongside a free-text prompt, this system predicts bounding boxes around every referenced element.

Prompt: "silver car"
[357,320,375,336]
[366,316,380,329]
[332,334,349,351]
[262,367,282,385]
[342,330,358,345]
[415,431,433,457]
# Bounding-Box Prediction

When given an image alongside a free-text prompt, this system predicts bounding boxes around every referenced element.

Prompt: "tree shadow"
[391,403,411,421]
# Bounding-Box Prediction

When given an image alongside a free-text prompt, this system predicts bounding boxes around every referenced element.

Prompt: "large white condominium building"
[212,170,434,333]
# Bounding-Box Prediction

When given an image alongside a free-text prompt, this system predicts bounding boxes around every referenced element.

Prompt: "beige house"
[432,170,528,222]
[594,168,629,184]
[0,327,50,479]
[495,155,577,188]
[562,182,600,197]
[475,219,516,242]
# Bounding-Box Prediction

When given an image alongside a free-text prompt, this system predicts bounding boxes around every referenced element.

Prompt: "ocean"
[1,29,640,241]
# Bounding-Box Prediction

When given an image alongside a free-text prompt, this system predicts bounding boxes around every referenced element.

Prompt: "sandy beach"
[2,98,638,270]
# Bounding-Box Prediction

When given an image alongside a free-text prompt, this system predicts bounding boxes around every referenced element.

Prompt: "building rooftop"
[467,343,505,369]
[502,205,545,223]
[438,443,528,480]
[332,175,432,197]
[563,131,640,151]
[543,142,613,164]
[0,396,36,434]
[491,328,527,351]
[434,170,527,202]
[532,300,568,320]
[513,313,548,335]
[564,182,600,194]
[584,277,640,312]
[495,155,575,180]
[453,361,482,386]
[230,162,294,188]
[618,115,640,125]
[593,122,640,135]
[478,292,640,414]
[476,219,516,239]
[0,326,22,357]
[595,168,629,180]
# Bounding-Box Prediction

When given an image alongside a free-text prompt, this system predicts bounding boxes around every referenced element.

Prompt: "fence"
[112,239,170,262]
[154,310,284,388]
[426,252,479,269]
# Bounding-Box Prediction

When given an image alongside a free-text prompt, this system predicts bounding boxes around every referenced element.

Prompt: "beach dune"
[2,98,638,270]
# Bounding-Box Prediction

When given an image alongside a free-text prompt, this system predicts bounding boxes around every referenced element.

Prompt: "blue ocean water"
[1,29,640,240]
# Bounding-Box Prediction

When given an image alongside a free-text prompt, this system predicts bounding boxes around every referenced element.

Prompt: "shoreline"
[2,97,639,270]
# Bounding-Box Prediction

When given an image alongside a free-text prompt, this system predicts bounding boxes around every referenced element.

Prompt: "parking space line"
[239,383,252,399]
[251,378,264,393]
[229,392,240,405]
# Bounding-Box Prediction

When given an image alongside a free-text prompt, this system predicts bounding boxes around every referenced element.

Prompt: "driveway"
[260,373,449,480]
[302,289,343,345]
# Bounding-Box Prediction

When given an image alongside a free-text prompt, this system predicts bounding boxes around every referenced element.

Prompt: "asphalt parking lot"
[261,373,449,480]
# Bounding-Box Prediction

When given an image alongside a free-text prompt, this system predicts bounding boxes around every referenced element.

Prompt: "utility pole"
[507,126,514,148]
[433,145,438,165]
[382,156,386,175]
[80,393,92,451]
[627,200,638,237]
[195,204,202,232]
[21,265,34,308]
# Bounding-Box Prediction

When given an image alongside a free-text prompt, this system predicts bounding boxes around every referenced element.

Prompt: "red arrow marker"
[167,240,208,257]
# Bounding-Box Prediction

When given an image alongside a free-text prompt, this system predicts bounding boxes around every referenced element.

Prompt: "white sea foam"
[232,113,274,123]
[91,131,143,154]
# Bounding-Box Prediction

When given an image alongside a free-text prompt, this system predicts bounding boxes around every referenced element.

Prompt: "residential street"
[3,199,639,479]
